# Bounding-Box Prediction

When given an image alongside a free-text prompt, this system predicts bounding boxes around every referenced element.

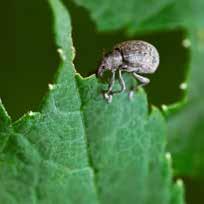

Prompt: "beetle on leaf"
[97,40,160,103]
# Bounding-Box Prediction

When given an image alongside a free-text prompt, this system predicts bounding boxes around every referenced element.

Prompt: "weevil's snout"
[97,53,115,77]
[97,64,106,78]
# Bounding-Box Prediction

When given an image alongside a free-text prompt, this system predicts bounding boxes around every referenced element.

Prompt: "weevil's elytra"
[97,40,160,103]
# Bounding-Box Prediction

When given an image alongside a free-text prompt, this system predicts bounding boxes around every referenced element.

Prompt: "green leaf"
[0,0,98,203]
[0,0,184,203]
[127,0,204,34]
[73,0,174,31]
[72,0,204,32]
[167,29,204,178]
[77,75,184,203]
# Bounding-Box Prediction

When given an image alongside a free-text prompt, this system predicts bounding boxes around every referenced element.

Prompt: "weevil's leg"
[104,71,116,103]
[118,69,126,93]
[104,70,126,101]
[110,69,126,96]
[111,69,126,95]
[107,71,116,94]
[129,72,150,99]
[132,72,150,87]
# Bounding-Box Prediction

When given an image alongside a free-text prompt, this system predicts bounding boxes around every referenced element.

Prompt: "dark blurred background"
[0,0,203,203]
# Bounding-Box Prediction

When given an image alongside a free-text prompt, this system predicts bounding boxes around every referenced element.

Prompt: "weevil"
[97,40,160,102]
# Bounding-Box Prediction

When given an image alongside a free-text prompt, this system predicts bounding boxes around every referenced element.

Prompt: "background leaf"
[127,0,204,34]
[167,29,204,178]
[72,0,204,33]
[72,0,174,31]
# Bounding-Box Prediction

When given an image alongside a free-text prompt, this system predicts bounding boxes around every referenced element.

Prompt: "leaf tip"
[165,152,172,164]
[149,105,164,120]
[28,111,38,117]
[57,48,66,61]
[176,179,184,188]
[48,83,57,91]
[182,38,191,48]
[179,82,188,90]
[161,104,168,112]
[161,96,188,117]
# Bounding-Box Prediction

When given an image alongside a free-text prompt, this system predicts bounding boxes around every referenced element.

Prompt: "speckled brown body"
[97,40,160,103]
[114,40,159,74]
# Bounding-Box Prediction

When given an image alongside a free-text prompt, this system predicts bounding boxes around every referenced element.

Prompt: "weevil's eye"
[100,65,106,73]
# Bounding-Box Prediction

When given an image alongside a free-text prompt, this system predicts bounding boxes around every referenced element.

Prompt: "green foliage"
[73,0,173,31]
[167,29,204,178]
[77,76,184,204]
[127,0,204,33]
[73,0,204,32]
[0,0,185,203]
